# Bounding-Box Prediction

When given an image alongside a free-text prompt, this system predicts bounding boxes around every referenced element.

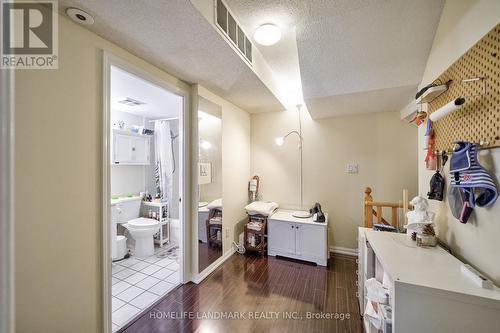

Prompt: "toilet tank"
[116,197,142,223]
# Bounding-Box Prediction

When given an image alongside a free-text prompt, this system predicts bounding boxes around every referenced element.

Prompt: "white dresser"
[358,227,500,333]
[268,209,328,266]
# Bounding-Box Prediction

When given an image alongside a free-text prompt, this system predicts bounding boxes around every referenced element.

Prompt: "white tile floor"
[111,249,179,332]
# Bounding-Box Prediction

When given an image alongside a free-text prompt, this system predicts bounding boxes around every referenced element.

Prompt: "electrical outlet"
[225,227,230,238]
[346,163,359,174]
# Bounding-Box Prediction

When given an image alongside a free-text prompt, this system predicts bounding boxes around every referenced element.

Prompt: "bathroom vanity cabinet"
[112,130,151,165]
[358,227,500,333]
[268,209,328,266]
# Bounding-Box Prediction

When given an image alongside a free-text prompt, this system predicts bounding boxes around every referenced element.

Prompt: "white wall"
[418,0,500,284]
[421,0,500,87]
[14,15,191,333]
[251,110,418,250]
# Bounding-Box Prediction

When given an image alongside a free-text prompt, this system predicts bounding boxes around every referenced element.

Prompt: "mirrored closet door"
[197,97,223,273]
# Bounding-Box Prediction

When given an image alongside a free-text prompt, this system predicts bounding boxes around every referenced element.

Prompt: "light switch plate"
[346,163,359,173]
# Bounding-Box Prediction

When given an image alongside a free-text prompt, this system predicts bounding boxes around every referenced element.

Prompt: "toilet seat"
[127,217,160,229]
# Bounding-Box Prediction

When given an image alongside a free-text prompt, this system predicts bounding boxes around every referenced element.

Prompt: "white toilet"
[125,217,160,258]
[113,197,160,258]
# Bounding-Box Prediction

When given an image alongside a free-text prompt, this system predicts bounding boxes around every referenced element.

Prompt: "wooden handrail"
[364,201,403,208]
[364,187,409,228]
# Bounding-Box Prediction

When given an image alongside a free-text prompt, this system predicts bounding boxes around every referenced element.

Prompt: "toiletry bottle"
[217,230,221,241]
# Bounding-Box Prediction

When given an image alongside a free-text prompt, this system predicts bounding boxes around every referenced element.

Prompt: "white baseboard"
[191,247,236,284]
[330,246,358,257]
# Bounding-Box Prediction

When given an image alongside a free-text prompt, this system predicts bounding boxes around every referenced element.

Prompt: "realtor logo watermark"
[1,0,58,69]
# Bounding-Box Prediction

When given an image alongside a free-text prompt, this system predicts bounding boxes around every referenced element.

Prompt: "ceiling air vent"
[216,0,252,64]
[117,97,146,107]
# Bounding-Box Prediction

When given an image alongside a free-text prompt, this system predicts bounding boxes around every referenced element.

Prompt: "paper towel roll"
[429,97,466,122]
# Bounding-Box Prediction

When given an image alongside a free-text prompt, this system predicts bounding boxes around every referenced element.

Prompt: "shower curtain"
[154,120,173,205]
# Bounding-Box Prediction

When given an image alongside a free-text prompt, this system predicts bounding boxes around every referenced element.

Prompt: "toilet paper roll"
[429,97,466,122]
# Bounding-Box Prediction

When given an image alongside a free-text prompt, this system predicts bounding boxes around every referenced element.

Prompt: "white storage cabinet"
[112,129,151,165]
[268,209,328,266]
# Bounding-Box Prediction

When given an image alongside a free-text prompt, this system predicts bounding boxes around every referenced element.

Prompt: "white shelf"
[415,84,448,104]
[112,128,152,138]
[142,201,168,207]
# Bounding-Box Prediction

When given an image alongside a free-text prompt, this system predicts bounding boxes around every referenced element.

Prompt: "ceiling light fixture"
[200,140,212,150]
[254,24,281,46]
[66,8,95,25]
[117,97,146,107]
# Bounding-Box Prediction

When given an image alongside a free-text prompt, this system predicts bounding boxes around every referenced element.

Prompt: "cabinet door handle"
[291,225,294,229]
[132,147,136,151]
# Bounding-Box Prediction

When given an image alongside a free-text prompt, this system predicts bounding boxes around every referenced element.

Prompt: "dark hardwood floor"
[198,241,222,272]
[121,254,363,333]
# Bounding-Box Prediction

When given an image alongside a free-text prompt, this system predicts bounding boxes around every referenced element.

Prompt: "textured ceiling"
[58,0,284,113]
[224,0,444,118]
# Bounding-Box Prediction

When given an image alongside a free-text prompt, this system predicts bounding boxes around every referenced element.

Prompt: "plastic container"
[416,234,437,247]
[116,235,128,259]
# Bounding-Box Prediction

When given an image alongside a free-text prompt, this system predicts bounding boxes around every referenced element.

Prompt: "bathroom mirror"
[197,96,223,273]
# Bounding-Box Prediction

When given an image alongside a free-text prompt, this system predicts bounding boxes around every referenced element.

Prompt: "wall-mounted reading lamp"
[274,105,309,217]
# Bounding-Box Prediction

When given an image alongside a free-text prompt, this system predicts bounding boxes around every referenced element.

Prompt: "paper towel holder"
[429,97,466,122]
[429,77,486,122]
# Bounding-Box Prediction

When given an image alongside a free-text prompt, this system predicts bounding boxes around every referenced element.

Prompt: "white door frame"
[102,51,190,333]
[0,67,15,333]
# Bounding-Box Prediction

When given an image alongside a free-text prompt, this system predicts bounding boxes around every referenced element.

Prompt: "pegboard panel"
[428,24,500,151]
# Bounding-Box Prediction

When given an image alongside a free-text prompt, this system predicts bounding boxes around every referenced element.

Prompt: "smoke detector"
[66,8,95,25]
[117,97,146,107]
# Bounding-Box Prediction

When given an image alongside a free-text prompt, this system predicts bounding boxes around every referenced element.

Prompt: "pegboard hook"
[461,77,486,97]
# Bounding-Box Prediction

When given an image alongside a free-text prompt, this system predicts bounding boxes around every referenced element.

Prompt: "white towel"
[245,201,279,217]
[207,198,222,209]
[247,222,262,231]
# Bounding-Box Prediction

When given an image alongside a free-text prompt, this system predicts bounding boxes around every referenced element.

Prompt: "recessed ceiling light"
[66,8,95,25]
[254,24,281,46]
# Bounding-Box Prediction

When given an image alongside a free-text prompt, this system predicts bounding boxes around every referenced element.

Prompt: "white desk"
[358,227,500,333]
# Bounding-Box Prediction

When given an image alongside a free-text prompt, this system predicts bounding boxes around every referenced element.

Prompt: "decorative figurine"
[405,196,436,243]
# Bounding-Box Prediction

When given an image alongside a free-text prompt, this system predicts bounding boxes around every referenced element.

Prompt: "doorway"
[102,53,188,333]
